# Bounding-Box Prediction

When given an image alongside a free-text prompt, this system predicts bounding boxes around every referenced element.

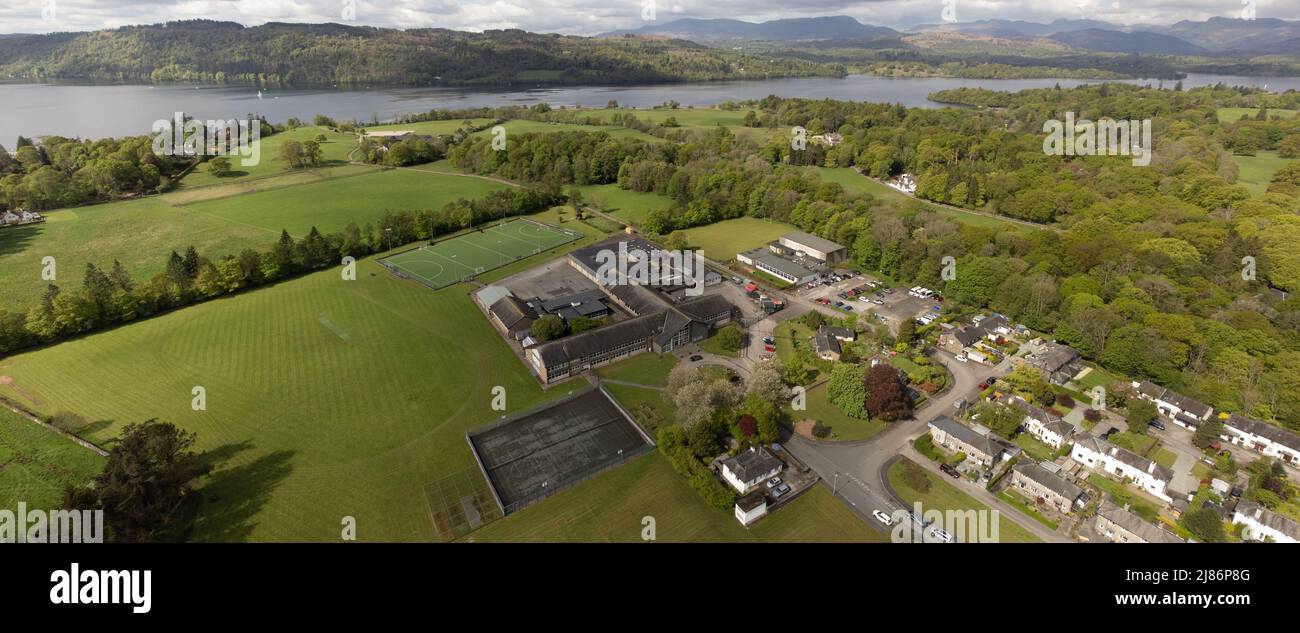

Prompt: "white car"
[872,510,893,526]
[955,354,968,363]
[929,527,954,543]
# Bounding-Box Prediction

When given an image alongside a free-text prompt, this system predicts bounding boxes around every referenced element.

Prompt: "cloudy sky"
[0,0,1292,35]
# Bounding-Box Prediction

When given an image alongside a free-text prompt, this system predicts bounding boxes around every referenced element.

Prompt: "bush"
[657,427,735,510]
[1055,394,1075,408]
[1084,408,1103,422]
[713,325,744,352]
[914,434,941,461]
[812,421,831,438]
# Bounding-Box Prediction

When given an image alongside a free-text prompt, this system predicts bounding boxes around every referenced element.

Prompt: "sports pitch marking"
[381,220,578,290]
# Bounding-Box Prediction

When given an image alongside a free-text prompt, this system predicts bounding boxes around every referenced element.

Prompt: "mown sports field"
[382,219,579,289]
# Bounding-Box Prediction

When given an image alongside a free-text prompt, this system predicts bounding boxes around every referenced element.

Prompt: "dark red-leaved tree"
[865,364,912,421]
[737,414,758,437]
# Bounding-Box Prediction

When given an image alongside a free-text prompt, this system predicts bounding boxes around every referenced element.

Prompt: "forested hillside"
[0,20,841,86]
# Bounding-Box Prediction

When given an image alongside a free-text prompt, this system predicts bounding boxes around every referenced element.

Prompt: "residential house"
[1071,434,1174,502]
[939,315,1008,354]
[734,491,768,526]
[1095,501,1184,543]
[1002,395,1074,449]
[1131,381,1214,429]
[1232,501,1300,543]
[928,416,1021,468]
[1020,343,1083,385]
[820,325,855,342]
[720,446,783,494]
[1222,414,1300,466]
[887,173,917,195]
[1009,462,1087,513]
[0,210,19,225]
[813,331,842,361]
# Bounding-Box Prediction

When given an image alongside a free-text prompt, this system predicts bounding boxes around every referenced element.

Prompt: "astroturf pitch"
[381,220,579,289]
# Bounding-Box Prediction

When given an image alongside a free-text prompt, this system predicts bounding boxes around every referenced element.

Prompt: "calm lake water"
[2,73,1298,146]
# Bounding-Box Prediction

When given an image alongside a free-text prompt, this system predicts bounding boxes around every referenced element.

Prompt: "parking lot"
[793,274,939,330]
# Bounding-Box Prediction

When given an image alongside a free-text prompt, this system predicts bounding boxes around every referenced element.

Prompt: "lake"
[2,72,1298,146]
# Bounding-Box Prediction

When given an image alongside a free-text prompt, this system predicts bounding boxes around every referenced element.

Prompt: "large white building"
[776,231,847,265]
[1071,434,1174,502]
[1002,395,1074,450]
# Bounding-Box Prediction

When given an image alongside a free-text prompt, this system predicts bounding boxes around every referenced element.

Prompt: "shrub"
[914,434,941,461]
[812,421,831,438]
[1084,408,1103,422]
[1056,394,1075,408]
[736,414,757,438]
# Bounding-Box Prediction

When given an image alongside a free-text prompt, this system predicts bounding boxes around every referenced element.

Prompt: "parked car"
[689,355,703,362]
[844,306,853,311]
[940,464,961,479]
[762,336,775,345]
[873,299,885,305]
[766,477,783,489]
[955,354,968,363]
[985,377,997,385]
[1148,419,1166,431]
[928,527,954,543]
[763,344,776,353]
[771,483,791,499]
[1100,427,1117,439]
[872,510,893,526]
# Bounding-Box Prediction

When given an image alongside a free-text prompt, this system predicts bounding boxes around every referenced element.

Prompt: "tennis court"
[381,219,580,289]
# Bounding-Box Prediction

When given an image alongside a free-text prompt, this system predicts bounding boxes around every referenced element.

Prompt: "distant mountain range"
[604,15,1300,56]
[601,16,899,42]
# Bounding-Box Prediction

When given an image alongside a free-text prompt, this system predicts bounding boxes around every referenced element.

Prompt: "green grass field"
[595,352,678,386]
[788,383,887,442]
[1233,151,1295,196]
[471,120,663,143]
[0,168,505,312]
[364,119,497,136]
[887,458,1041,543]
[382,219,579,289]
[680,217,793,261]
[811,167,1027,230]
[179,126,357,188]
[0,250,577,541]
[579,183,671,225]
[467,452,886,542]
[0,409,105,510]
[1217,108,1298,122]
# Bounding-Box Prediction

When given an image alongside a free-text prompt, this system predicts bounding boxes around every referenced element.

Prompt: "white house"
[1222,414,1300,466]
[1071,434,1174,502]
[1131,381,1214,428]
[888,173,917,195]
[1002,395,1074,450]
[720,446,783,494]
[734,491,768,526]
[0,210,19,225]
[1232,502,1300,543]
[19,209,42,223]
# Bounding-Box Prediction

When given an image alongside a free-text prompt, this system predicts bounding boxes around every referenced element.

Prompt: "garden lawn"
[887,458,1042,542]
[0,409,105,510]
[999,489,1059,530]
[0,254,567,542]
[364,119,497,136]
[602,384,674,434]
[471,120,662,143]
[467,452,886,542]
[1012,434,1058,462]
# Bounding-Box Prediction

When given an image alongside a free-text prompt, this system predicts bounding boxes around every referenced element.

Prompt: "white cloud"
[0,0,1292,35]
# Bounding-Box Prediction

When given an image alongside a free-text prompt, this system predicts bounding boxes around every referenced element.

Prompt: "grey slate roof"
[814,332,841,356]
[929,416,1018,461]
[1098,501,1184,543]
[1013,461,1084,502]
[1234,501,1300,541]
[1225,414,1300,452]
[723,447,783,483]
[819,325,855,341]
[489,296,537,332]
[1074,434,1174,483]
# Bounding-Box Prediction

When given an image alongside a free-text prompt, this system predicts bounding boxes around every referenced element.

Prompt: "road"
[783,351,1071,543]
